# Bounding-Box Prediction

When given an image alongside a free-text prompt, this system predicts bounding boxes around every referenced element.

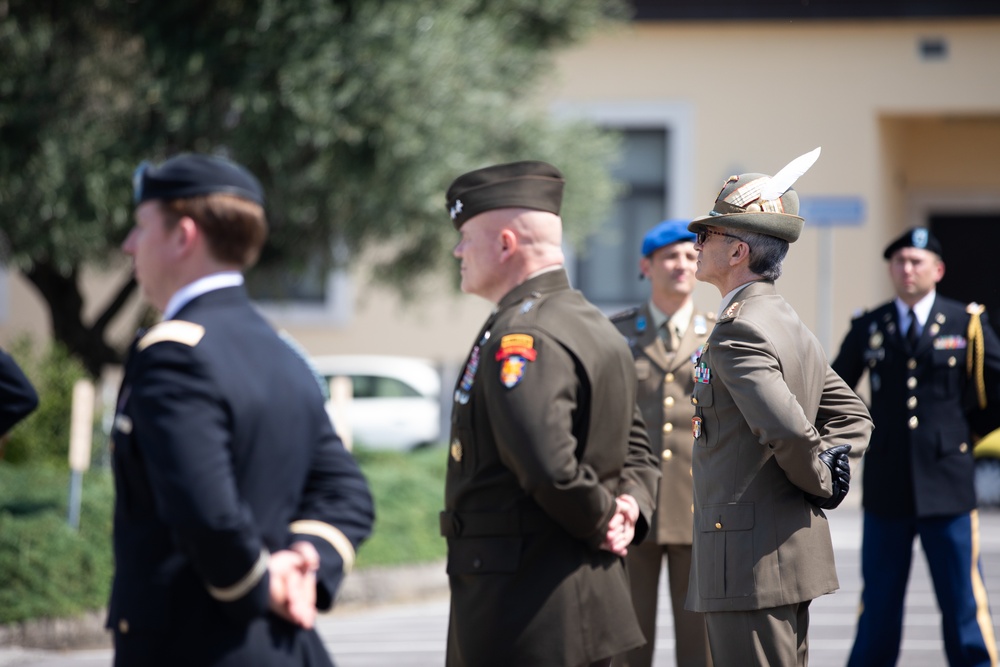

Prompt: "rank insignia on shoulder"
[720,301,743,321]
[138,320,206,351]
[495,333,537,389]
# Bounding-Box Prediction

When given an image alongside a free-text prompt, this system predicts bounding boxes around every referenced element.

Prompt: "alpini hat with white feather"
[688,147,821,243]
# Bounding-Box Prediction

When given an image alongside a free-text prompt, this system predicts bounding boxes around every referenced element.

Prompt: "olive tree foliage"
[0,0,626,376]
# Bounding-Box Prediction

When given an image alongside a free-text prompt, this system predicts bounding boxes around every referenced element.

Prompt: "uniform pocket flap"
[698,502,754,532]
[446,537,523,575]
[692,383,713,408]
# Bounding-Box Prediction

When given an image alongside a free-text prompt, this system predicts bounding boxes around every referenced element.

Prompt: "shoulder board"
[610,307,640,323]
[967,302,985,316]
[718,300,744,323]
[138,320,206,351]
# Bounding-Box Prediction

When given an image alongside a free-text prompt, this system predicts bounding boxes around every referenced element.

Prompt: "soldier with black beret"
[110,153,374,666]
[442,160,660,667]
[684,149,873,667]
[611,219,714,667]
[833,226,999,666]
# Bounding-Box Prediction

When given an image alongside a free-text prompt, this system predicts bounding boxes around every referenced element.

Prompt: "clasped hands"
[805,444,853,510]
[600,493,639,556]
[269,541,320,629]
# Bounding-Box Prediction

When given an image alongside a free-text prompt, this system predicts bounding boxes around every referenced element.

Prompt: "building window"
[575,128,669,307]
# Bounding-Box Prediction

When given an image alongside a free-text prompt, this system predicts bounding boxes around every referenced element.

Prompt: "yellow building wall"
[3,18,999,366]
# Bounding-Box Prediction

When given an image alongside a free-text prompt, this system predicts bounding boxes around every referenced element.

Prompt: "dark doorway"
[931,213,1000,334]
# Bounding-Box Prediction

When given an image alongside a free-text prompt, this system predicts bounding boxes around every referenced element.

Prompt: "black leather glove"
[805,444,853,510]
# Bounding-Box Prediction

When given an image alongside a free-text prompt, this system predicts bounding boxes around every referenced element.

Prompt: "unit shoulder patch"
[610,307,640,324]
[138,320,206,351]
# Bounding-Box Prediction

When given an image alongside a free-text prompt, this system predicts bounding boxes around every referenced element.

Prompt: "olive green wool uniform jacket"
[443,269,661,667]
[612,303,714,545]
[686,281,873,613]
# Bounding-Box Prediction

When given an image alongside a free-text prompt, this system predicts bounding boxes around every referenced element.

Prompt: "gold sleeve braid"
[966,303,987,410]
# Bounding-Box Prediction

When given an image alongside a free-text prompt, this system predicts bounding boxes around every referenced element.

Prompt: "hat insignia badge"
[913,228,928,249]
[449,199,464,220]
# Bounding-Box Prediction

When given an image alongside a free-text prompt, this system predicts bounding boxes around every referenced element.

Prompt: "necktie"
[906,309,919,349]
[660,322,680,352]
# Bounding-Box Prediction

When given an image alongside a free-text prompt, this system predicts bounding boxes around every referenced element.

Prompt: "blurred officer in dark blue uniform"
[833,227,999,666]
[109,153,374,667]
[0,346,38,436]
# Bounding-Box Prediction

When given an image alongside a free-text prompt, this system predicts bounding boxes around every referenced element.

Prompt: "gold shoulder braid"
[966,303,987,410]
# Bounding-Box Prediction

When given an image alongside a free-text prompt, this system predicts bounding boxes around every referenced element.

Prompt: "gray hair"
[735,230,789,281]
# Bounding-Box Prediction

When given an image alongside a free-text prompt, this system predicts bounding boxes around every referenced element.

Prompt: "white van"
[310,355,442,451]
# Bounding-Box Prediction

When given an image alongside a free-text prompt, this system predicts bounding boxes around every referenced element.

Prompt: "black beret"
[133,153,264,206]
[445,160,564,229]
[882,227,943,259]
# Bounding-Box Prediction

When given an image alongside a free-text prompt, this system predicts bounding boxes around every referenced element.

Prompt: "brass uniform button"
[664,396,675,408]
[450,439,463,462]
[960,443,969,453]
[907,359,917,370]
[662,449,673,461]
[907,377,918,389]
[907,396,918,410]
[692,397,699,405]
[908,416,919,430]
[663,423,673,434]
[948,356,957,367]
[715,522,723,530]
[118,619,129,634]
[665,373,675,383]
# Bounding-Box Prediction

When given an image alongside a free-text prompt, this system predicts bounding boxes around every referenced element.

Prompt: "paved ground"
[3,504,999,666]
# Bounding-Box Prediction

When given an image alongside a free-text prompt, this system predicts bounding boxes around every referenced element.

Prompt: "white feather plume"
[758,147,821,202]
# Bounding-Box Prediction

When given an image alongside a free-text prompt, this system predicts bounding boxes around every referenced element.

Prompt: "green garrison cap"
[445,161,565,229]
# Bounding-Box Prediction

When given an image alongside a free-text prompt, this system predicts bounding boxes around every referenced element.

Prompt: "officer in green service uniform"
[440,160,660,667]
[611,219,714,667]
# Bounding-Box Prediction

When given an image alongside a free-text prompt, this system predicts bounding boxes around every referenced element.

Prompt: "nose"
[122,229,137,255]
[453,240,463,258]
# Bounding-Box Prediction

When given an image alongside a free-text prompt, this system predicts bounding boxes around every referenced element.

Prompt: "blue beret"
[133,153,264,206]
[641,219,696,256]
[882,227,943,259]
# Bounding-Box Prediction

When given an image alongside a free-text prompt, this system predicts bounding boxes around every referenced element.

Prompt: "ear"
[639,256,652,279]
[498,228,518,263]
[934,260,945,283]
[729,240,749,266]
[173,216,200,258]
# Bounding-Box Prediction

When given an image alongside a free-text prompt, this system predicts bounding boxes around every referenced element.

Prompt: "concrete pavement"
[2,503,999,666]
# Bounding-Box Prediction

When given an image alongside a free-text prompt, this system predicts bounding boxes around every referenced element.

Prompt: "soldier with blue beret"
[110,153,374,666]
[833,226,999,666]
[611,219,714,667]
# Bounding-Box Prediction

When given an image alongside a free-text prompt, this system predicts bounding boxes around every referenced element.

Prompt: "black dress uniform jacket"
[0,347,38,435]
[443,269,660,667]
[832,294,1000,517]
[108,286,374,667]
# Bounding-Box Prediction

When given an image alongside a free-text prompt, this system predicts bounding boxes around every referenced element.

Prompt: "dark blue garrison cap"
[133,153,264,206]
[641,218,696,257]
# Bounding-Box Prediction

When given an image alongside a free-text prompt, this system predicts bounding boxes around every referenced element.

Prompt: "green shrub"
[0,445,447,623]
[3,338,88,467]
[352,445,447,567]
[0,464,114,623]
